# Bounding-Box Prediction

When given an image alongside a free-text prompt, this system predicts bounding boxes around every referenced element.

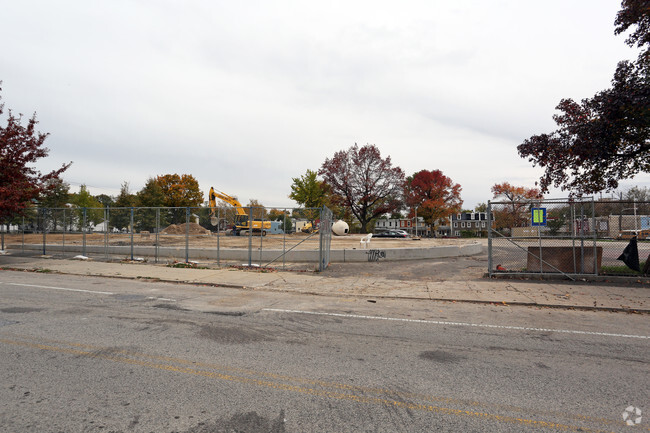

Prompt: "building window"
[453,222,458,228]
[482,222,486,228]
[455,231,460,236]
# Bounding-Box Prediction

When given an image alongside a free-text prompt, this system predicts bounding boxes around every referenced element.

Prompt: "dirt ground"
[2,232,487,280]
[5,232,481,251]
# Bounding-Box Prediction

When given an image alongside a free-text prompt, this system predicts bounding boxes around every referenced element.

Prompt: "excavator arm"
[208,187,270,235]
[209,187,247,217]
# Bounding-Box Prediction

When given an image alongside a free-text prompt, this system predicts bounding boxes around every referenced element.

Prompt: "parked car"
[373,230,409,238]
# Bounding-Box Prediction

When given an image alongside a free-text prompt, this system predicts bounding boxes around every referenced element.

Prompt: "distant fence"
[0,205,333,271]
[488,198,650,279]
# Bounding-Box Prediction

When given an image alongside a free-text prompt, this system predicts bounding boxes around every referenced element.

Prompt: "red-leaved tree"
[0,83,71,223]
[403,170,462,230]
[517,1,650,195]
[320,144,404,233]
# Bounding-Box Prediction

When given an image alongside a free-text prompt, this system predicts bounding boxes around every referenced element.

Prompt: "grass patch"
[601,261,647,275]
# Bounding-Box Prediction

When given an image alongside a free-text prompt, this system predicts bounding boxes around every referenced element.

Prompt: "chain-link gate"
[318,206,333,271]
[488,198,650,279]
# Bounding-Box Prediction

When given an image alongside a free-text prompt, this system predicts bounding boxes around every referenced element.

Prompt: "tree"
[136,177,165,208]
[475,202,487,212]
[156,174,203,208]
[320,144,404,233]
[614,0,650,57]
[624,185,650,215]
[289,170,330,208]
[0,83,70,223]
[39,178,70,209]
[70,185,103,229]
[268,208,292,232]
[517,1,649,195]
[156,174,204,224]
[289,169,331,223]
[246,199,267,220]
[135,178,167,231]
[94,194,115,208]
[110,182,137,231]
[38,178,70,231]
[491,182,542,229]
[403,170,462,231]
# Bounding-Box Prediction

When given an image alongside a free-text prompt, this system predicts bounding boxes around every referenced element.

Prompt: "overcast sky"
[2,0,647,210]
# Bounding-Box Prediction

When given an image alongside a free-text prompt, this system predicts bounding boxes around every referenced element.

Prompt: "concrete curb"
[3,264,647,314]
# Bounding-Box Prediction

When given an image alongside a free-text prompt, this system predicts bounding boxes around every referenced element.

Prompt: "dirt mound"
[161,223,211,235]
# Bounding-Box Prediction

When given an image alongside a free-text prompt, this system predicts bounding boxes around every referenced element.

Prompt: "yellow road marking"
[0,335,631,433]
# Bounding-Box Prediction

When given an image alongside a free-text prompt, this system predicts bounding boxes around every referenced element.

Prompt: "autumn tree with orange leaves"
[490,182,542,230]
[403,170,462,231]
[155,174,203,223]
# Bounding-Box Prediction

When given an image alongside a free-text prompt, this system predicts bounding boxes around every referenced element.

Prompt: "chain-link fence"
[488,198,650,278]
[0,205,333,271]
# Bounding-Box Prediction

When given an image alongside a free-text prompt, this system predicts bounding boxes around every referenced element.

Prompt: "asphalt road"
[0,271,648,432]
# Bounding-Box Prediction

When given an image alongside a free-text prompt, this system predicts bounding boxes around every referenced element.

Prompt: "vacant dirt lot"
[5,232,481,251]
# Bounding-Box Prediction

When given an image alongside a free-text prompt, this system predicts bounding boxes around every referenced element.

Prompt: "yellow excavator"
[301,221,318,234]
[208,187,271,236]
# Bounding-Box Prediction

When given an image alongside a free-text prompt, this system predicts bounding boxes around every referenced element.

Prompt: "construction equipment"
[617,229,650,240]
[301,221,318,234]
[208,187,271,236]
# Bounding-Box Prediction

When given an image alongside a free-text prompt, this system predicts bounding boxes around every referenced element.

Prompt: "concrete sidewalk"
[0,255,648,313]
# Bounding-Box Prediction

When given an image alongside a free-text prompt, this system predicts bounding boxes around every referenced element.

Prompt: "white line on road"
[0,282,114,295]
[263,308,650,340]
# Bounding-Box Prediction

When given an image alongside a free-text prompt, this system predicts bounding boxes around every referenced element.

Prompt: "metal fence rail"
[1,205,333,272]
[488,198,650,278]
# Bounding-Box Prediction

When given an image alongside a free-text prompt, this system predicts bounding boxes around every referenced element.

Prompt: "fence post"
[580,204,585,274]
[185,207,190,264]
[62,209,66,257]
[22,216,25,253]
[42,208,46,255]
[487,201,493,276]
[592,198,597,275]
[538,220,543,274]
[82,208,87,257]
[155,208,160,264]
[103,208,107,260]
[259,207,264,266]
[216,207,220,267]
[130,207,134,261]
[248,207,253,267]
[570,202,577,273]
[318,208,324,271]
[282,209,287,270]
